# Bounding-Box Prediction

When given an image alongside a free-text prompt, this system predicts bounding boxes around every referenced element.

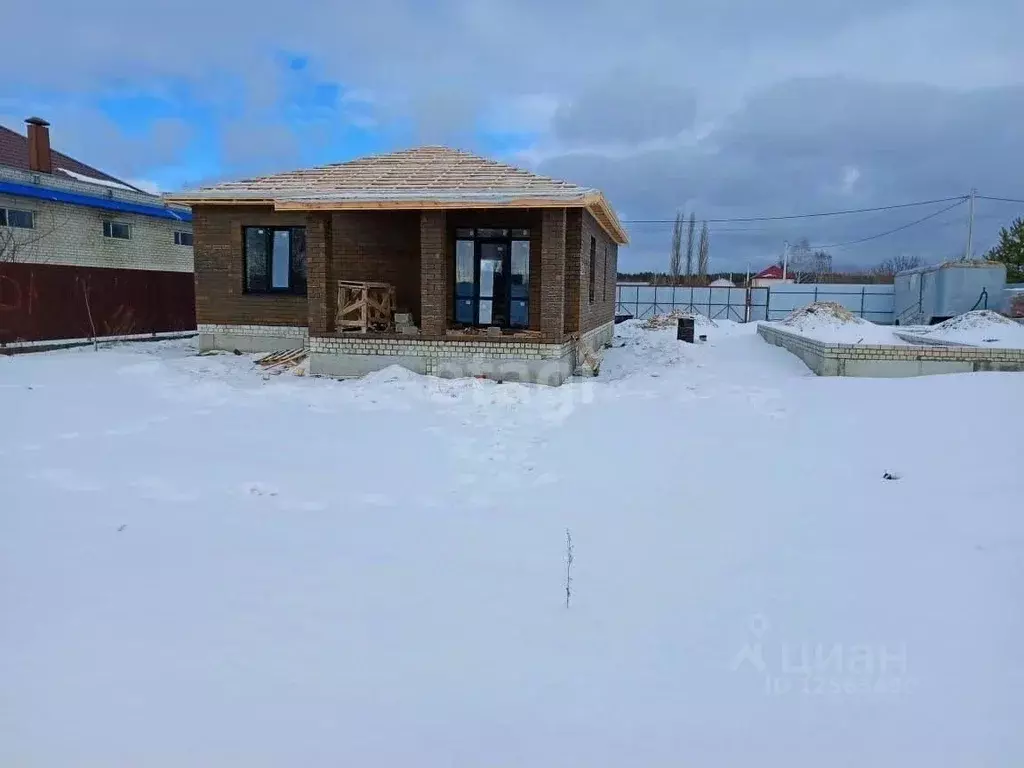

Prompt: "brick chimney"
[25,117,52,173]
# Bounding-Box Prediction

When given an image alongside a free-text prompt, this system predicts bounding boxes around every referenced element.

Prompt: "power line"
[810,199,967,250]
[624,195,967,224]
[977,195,1024,205]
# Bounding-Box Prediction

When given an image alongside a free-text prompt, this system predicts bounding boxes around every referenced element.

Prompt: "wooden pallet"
[336,280,396,333]
[256,348,308,373]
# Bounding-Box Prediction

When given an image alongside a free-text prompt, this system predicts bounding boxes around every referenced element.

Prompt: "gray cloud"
[2,0,1021,271]
[552,71,697,145]
[538,77,1024,270]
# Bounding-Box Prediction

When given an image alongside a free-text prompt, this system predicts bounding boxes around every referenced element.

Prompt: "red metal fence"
[0,263,195,345]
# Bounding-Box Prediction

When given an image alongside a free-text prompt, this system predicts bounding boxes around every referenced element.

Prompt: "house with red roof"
[750,263,795,287]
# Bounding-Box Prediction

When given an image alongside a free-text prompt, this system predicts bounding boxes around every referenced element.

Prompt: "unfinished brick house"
[166,147,627,385]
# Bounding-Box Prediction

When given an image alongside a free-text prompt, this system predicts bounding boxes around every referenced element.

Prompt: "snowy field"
[3,322,1024,767]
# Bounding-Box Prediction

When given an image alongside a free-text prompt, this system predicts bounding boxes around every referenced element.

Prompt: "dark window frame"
[102,220,131,240]
[588,235,597,304]
[604,245,610,301]
[1,207,35,229]
[452,228,531,329]
[174,230,193,247]
[242,225,307,296]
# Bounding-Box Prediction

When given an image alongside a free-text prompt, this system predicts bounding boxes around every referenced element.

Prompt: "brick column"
[306,213,331,335]
[540,208,566,341]
[420,211,446,336]
[563,208,582,334]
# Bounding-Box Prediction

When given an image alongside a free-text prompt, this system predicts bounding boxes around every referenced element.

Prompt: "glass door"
[452,228,530,329]
[477,241,508,327]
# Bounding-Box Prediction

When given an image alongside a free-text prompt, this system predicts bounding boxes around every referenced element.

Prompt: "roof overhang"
[164,190,628,244]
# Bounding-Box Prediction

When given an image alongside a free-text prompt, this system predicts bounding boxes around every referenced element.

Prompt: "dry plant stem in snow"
[565,528,574,609]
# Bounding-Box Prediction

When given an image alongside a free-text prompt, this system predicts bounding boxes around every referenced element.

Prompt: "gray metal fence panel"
[615,283,895,324]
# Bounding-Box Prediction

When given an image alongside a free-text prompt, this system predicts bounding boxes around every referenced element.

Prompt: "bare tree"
[0,206,69,263]
[669,211,683,284]
[873,254,923,277]
[697,220,710,277]
[779,238,833,283]
[685,212,696,277]
[811,249,833,281]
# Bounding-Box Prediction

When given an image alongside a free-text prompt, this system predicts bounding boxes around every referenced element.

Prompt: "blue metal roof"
[0,180,192,222]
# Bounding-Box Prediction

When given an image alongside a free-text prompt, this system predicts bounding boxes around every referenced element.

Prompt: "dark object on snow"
[882,472,901,481]
[233,349,243,356]
[677,316,695,343]
[699,334,708,342]
[614,313,633,324]
[117,524,127,532]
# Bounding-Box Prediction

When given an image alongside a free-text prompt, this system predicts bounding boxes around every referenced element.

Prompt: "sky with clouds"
[3,0,1022,271]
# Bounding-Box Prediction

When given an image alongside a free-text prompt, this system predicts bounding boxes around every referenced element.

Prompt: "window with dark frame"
[588,236,596,303]
[1,208,34,229]
[102,221,131,239]
[174,230,193,247]
[453,227,530,329]
[243,226,307,295]
[604,245,610,301]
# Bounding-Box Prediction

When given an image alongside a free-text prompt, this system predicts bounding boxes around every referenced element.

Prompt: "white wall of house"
[0,167,192,273]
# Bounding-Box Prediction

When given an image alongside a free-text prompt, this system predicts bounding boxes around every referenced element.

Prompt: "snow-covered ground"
[3,323,1024,767]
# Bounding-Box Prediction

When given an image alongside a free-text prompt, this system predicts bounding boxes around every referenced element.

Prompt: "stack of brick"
[395,312,419,335]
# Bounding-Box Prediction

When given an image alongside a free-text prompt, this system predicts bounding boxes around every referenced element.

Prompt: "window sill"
[242,291,308,298]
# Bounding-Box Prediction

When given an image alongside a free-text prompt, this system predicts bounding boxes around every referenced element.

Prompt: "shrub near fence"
[0,262,196,346]
[615,283,895,324]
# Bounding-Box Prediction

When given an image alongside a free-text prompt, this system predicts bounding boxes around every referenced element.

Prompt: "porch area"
[303,206,607,384]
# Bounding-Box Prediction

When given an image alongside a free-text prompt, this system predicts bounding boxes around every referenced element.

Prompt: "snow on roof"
[58,167,136,192]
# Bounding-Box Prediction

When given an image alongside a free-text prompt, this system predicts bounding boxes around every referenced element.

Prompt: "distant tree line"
[618,269,902,286]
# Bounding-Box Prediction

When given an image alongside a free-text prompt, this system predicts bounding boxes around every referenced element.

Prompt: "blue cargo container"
[893,261,1007,325]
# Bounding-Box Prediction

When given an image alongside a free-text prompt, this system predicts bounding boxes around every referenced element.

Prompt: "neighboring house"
[750,264,795,287]
[0,118,196,347]
[166,146,628,385]
[709,277,736,287]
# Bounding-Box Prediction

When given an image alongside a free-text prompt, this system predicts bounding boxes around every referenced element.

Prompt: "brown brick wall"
[192,205,309,326]
[579,210,618,333]
[307,214,330,335]
[540,208,566,341]
[331,211,420,322]
[564,208,582,334]
[420,211,446,335]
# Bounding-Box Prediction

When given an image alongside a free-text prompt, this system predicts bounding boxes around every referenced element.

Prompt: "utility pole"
[965,188,976,261]
[782,241,789,281]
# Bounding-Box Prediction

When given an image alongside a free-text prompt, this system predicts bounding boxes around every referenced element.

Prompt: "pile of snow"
[643,309,718,330]
[910,310,1024,349]
[776,302,903,344]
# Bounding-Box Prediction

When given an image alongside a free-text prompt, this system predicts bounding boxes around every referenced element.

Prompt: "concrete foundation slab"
[310,353,428,378]
[758,322,1024,377]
